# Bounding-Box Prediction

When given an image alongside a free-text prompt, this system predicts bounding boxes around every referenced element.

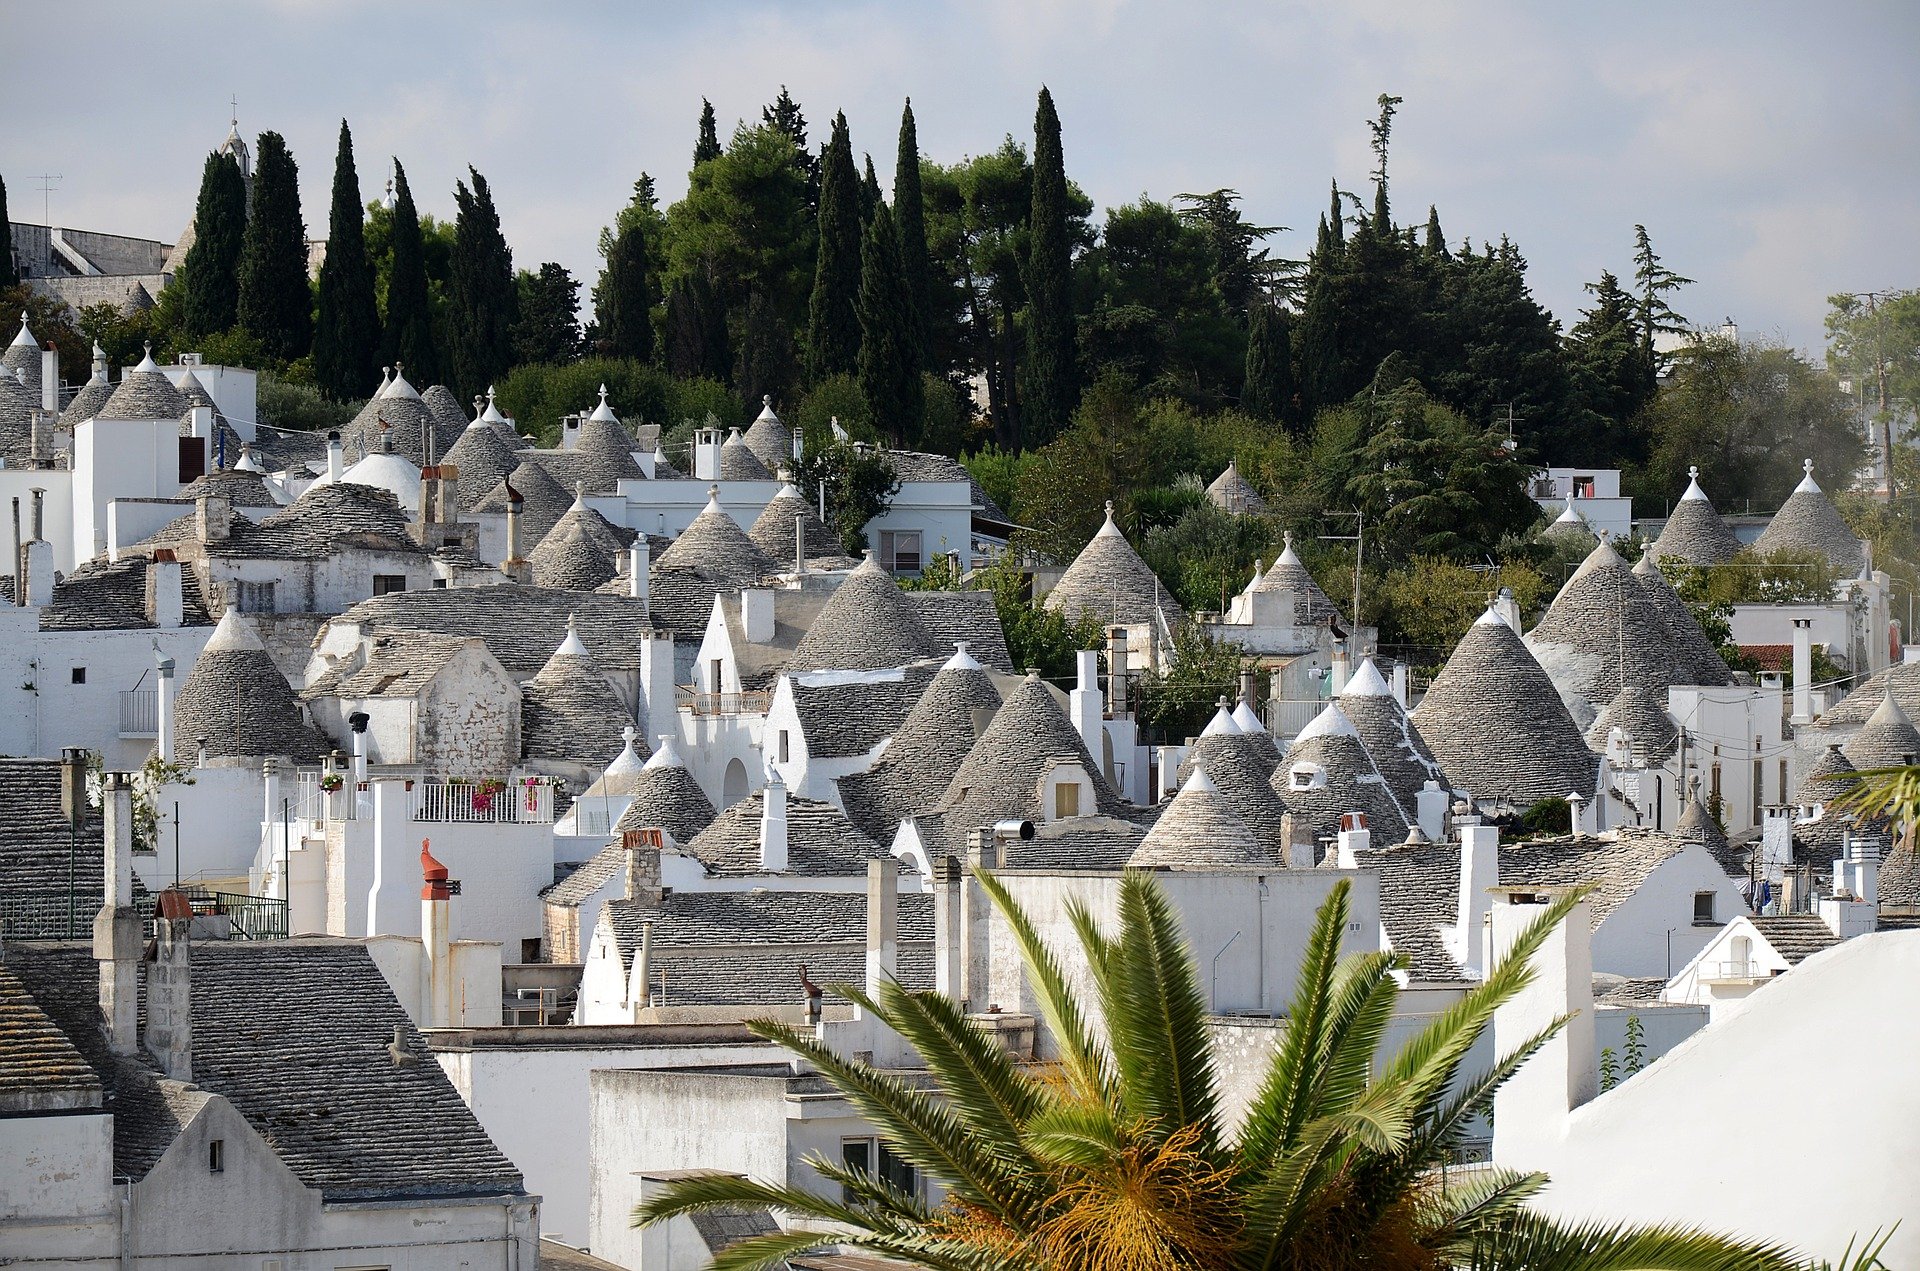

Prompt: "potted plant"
[319,773,344,793]
[472,777,507,813]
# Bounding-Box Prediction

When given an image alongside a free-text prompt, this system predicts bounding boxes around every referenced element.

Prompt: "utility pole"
[1844,289,1897,504]
[34,173,61,276]
[1319,509,1365,632]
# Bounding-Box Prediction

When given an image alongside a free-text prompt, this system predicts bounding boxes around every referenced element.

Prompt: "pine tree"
[512,262,580,365]
[1367,93,1402,232]
[694,99,722,166]
[1566,268,1656,467]
[1242,303,1296,428]
[1632,224,1693,368]
[596,222,654,362]
[0,176,17,290]
[312,121,382,399]
[381,158,437,384]
[181,151,248,340]
[235,132,310,362]
[806,112,862,382]
[1021,86,1080,445]
[447,167,518,403]
[665,270,731,382]
[893,100,933,369]
[857,202,921,445]
[735,289,796,408]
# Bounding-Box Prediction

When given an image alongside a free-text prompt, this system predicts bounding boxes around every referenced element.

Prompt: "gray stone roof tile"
[1249,536,1340,626]
[1651,474,1743,566]
[333,584,656,676]
[748,487,841,561]
[1752,464,1864,572]
[1338,659,1450,811]
[741,399,795,471]
[1205,461,1266,515]
[1586,684,1679,761]
[883,450,1009,522]
[1841,694,1920,770]
[520,626,632,764]
[1747,913,1838,965]
[1274,706,1409,842]
[789,556,933,673]
[836,651,1007,844]
[1129,768,1269,869]
[474,459,574,549]
[682,792,890,877]
[613,743,718,844]
[1043,504,1182,628]
[1525,539,1703,726]
[719,430,773,481]
[441,422,518,512]
[1630,551,1734,688]
[789,667,935,761]
[173,610,329,762]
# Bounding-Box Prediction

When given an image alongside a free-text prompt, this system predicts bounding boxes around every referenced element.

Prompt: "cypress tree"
[181,151,248,340]
[0,176,17,289]
[512,262,581,365]
[806,112,862,382]
[735,289,795,408]
[236,132,311,362]
[694,99,722,166]
[665,270,730,381]
[857,202,921,445]
[859,154,881,225]
[381,158,437,384]
[1242,303,1296,428]
[596,222,654,362]
[893,100,932,369]
[1423,205,1448,258]
[1021,86,1079,445]
[447,167,518,404]
[1327,181,1345,251]
[312,120,381,399]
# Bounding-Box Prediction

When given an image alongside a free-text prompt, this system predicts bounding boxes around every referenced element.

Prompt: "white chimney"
[639,633,676,745]
[1448,821,1500,978]
[1490,888,1595,1170]
[1391,661,1409,708]
[326,430,345,484]
[1791,618,1814,726]
[692,428,723,481]
[740,588,775,644]
[349,712,370,783]
[628,539,649,606]
[866,857,898,999]
[156,649,177,761]
[421,840,454,1028]
[149,553,184,629]
[1069,648,1103,766]
[1416,779,1449,842]
[40,347,57,414]
[1329,645,1351,697]
[24,538,52,607]
[1493,586,1523,633]
[759,776,789,872]
[1334,812,1370,868]
[94,770,140,1056]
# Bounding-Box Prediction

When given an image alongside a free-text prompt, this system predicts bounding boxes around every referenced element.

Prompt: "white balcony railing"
[119,689,158,738]
[290,773,555,825]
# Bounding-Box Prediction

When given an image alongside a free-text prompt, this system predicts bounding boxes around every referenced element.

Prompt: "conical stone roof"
[1753,461,1865,572]
[1797,744,1857,806]
[570,398,644,490]
[741,397,794,470]
[476,387,526,448]
[475,459,574,548]
[1043,502,1183,629]
[1205,460,1266,515]
[1249,532,1340,626]
[60,351,113,428]
[172,609,328,763]
[578,727,652,798]
[718,428,773,481]
[1675,793,1745,878]
[342,368,441,464]
[1842,694,1920,770]
[442,421,518,511]
[100,349,190,421]
[1525,537,1694,727]
[1338,657,1450,811]
[1173,730,1291,860]
[1878,833,1920,909]
[656,489,776,580]
[1652,468,1742,566]
[1274,705,1409,842]
[789,555,932,672]
[836,643,1005,843]
[1,315,40,397]
[613,736,718,844]
[529,498,627,591]
[1585,684,1678,760]
[1412,608,1599,809]
[521,619,631,765]
[422,385,471,444]
[1630,550,1733,688]
[1130,768,1267,869]
[749,484,841,562]
[1543,494,1596,544]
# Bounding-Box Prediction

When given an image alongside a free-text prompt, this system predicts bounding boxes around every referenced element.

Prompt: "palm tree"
[635,871,1802,1270]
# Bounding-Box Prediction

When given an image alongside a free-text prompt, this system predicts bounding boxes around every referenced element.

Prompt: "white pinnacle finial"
[599,384,608,404]
[764,394,772,406]
[1794,458,1821,494]
[1805,458,1814,476]
[1689,465,1699,481]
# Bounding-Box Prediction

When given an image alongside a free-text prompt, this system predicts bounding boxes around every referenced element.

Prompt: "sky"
[5,0,1916,356]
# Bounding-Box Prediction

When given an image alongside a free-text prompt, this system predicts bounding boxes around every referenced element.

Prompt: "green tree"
[636,874,1800,1270]
[180,151,248,340]
[694,99,722,166]
[379,157,438,384]
[856,203,922,445]
[664,123,812,336]
[447,166,518,403]
[1080,197,1239,406]
[1632,224,1693,369]
[236,132,311,364]
[893,99,933,369]
[974,550,1103,680]
[664,269,730,382]
[0,175,17,290]
[761,86,819,211]
[1428,238,1571,455]
[595,222,654,362]
[312,121,382,399]
[1014,373,1151,562]
[1566,268,1655,467]
[1242,303,1296,427]
[1827,288,1920,495]
[1175,188,1285,322]
[734,289,796,410]
[511,262,580,365]
[807,112,862,382]
[792,438,901,553]
[859,153,882,226]
[1022,86,1080,445]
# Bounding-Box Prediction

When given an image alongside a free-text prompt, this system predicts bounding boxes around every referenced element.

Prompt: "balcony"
[1698,959,1772,986]
[680,689,771,717]
[119,688,157,738]
[291,772,556,825]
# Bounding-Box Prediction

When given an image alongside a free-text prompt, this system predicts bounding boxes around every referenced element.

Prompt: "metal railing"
[289,772,555,825]
[119,689,158,738]
[680,689,771,717]
[0,894,89,939]
[143,890,288,941]
[1,890,286,940]
[1698,959,1768,983]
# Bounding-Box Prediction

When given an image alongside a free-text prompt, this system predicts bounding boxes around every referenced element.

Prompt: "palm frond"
[1306,950,1403,1124]
[974,866,1112,1103]
[1429,1166,1549,1237]
[1021,1098,1129,1173]
[1102,873,1223,1152]
[1235,878,1353,1174]
[1829,763,1920,825]
[747,1015,1041,1223]
[1240,1082,1420,1262]
[863,978,1047,1149]
[1461,1210,1804,1270]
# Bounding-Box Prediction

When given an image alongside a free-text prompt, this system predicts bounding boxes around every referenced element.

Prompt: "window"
[879,529,922,574]
[1693,891,1717,925]
[1709,762,1722,805]
[709,659,723,692]
[778,730,790,763]
[207,1139,224,1173]
[1752,758,1762,824]
[1054,781,1080,819]
[177,437,206,483]
[841,1137,918,1202]
[234,580,276,614]
[70,667,86,685]
[372,574,407,597]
